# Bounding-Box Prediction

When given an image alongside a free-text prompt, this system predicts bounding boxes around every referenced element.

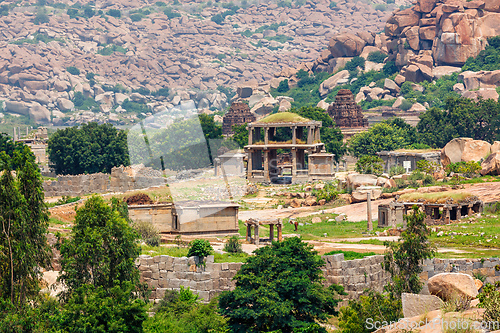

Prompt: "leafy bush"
[323,250,377,260]
[383,61,398,76]
[367,51,387,63]
[134,221,161,247]
[130,13,144,21]
[355,155,384,175]
[277,79,289,93]
[329,1,337,8]
[463,36,500,72]
[478,284,500,323]
[389,165,405,177]
[337,290,402,333]
[66,66,80,75]
[312,181,338,202]
[98,43,127,55]
[0,5,9,16]
[416,160,440,174]
[34,12,50,24]
[445,161,482,177]
[55,195,81,206]
[164,6,181,19]
[374,3,387,11]
[106,9,121,17]
[223,235,242,253]
[187,239,213,260]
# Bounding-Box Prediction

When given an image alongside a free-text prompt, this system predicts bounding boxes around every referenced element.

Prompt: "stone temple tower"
[327,89,368,128]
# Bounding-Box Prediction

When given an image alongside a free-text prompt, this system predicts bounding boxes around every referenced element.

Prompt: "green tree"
[417,97,500,147]
[198,114,222,140]
[47,122,129,175]
[349,118,417,157]
[219,237,345,333]
[58,195,140,296]
[0,146,51,306]
[355,155,384,175]
[383,206,436,297]
[231,123,248,148]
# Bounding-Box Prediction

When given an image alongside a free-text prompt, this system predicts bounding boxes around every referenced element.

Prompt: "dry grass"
[398,191,475,204]
[256,112,310,124]
[393,148,441,153]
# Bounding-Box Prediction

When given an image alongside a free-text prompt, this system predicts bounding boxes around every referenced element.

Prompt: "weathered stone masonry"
[138,254,500,303]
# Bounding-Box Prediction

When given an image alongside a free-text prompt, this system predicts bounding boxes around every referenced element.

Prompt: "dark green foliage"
[211,8,236,25]
[66,66,80,75]
[337,290,402,333]
[329,1,337,7]
[231,123,248,148]
[444,161,482,177]
[122,99,149,115]
[349,117,417,157]
[67,8,79,18]
[367,51,387,63]
[463,36,500,72]
[374,3,387,11]
[199,113,222,140]
[58,195,141,296]
[383,207,436,297]
[47,122,129,175]
[152,87,169,97]
[323,250,377,260]
[58,282,147,333]
[217,85,236,103]
[277,79,289,93]
[83,6,95,18]
[355,155,384,175]
[383,61,398,76]
[34,11,50,24]
[0,133,25,164]
[0,5,9,16]
[55,195,81,206]
[345,56,365,73]
[223,235,242,253]
[164,6,181,19]
[187,239,213,260]
[0,146,52,306]
[417,96,500,147]
[106,9,121,17]
[98,44,127,56]
[400,73,460,109]
[219,237,345,333]
[130,13,143,21]
[145,287,228,332]
[73,91,99,111]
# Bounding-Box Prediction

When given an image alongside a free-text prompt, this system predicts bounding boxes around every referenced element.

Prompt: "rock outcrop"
[440,137,495,166]
[427,272,479,301]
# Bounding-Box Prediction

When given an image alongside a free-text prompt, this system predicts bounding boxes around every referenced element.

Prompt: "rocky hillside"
[0,0,407,127]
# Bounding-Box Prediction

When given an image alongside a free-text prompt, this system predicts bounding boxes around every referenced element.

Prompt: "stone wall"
[43,166,166,197]
[138,254,500,303]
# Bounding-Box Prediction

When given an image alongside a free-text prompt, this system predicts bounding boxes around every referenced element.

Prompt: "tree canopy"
[47,122,129,175]
[349,118,420,157]
[219,237,344,333]
[417,97,500,147]
[58,196,140,296]
[0,145,51,306]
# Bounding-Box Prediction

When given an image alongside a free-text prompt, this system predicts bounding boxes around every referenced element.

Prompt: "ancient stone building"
[327,89,368,128]
[222,102,256,135]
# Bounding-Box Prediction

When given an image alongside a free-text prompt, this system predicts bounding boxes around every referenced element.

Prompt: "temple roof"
[254,112,312,124]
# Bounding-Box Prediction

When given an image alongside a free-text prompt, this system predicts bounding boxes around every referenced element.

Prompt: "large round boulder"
[441,138,492,166]
[427,273,478,301]
[346,173,378,189]
[328,33,366,58]
[481,152,500,175]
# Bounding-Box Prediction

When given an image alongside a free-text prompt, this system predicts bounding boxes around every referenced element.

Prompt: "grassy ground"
[398,191,475,204]
[140,245,250,263]
[238,214,377,240]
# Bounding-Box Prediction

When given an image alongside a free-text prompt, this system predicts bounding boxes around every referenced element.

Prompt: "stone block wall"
[43,166,165,197]
[137,254,500,303]
[136,254,242,301]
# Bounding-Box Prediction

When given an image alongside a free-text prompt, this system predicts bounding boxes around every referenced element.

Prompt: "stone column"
[292,148,297,182]
[248,127,253,145]
[254,224,259,245]
[292,126,297,145]
[307,127,312,144]
[277,223,282,241]
[264,127,269,145]
[264,150,270,182]
[247,150,253,180]
[444,206,450,224]
[246,224,252,242]
[269,225,274,241]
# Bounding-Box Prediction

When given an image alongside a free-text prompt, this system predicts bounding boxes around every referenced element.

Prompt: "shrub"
[312,181,338,202]
[134,221,161,247]
[355,155,384,175]
[367,51,387,63]
[187,239,213,261]
[66,66,80,75]
[389,165,405,177]
[130,13,143,22]
[164,7,181,19]
[416,160,440,174]
[329,1,337,8]
[223,235,242,253]
[383,61,398,76]
[478,284,500,323]
[374,3,387,11]
[422,174,434,185]
[276,79,289,93]
[445,161,482,177]
[106,9,121,17]
[34,12,50,24]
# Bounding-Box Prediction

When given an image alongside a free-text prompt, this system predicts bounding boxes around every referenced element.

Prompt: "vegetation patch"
[323,250,378,260]
[256,111,310,124]
[397,191,476,204]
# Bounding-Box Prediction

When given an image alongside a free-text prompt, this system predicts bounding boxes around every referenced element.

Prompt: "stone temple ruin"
[222,102,256,136]
[327,89,368,128]
[378,195,484,227]
[244,112,335,184]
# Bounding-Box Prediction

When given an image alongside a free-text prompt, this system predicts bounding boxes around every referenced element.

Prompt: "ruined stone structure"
[245,112,335,183]
[222,102,256,135]
[245,218,283,245]
[128,201,239,235]
[43,165,166,197]
[378,199,483,227]
[327,89,368,128]
[377,149,441,173]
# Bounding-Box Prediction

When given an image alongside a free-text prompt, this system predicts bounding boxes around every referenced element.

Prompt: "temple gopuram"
[222,102,256,135]
[327,89,368,128]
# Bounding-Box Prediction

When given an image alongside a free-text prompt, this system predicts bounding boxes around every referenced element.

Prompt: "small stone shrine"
[327,89,368,128]
[222,102,256,135]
